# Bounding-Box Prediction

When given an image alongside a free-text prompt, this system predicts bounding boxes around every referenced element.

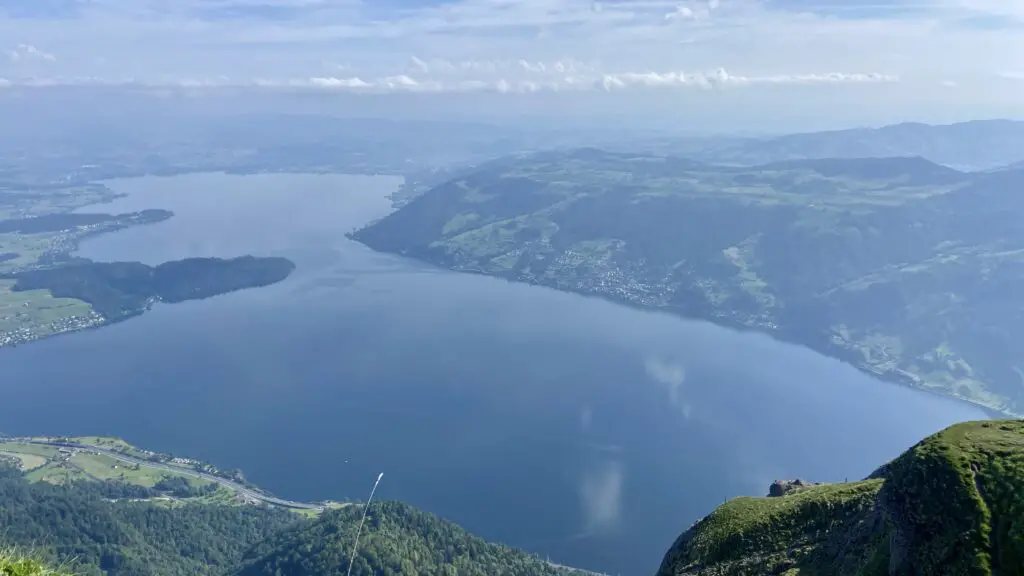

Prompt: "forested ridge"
[7,256,296,320]
[0,465,586,576]
[232,501,587,576]
[0,465,300,576]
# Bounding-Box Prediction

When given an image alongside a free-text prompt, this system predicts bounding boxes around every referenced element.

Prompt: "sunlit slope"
[656,420,1024,576]
[0,549,70,576]
[352,149,1024,415]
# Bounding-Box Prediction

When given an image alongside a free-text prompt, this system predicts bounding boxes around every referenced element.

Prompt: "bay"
[0,172,989,575]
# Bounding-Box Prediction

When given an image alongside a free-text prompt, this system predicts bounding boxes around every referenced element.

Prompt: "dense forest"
[232,501,587,576]
[0,466,587,576]
[0,465,301,576]
[7,256,296,320]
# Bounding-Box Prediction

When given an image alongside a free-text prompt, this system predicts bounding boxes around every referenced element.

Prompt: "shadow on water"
[0,172,991,575]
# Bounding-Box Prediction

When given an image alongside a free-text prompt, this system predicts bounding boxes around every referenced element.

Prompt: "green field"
[0,182,133,346]
[67,436,158,460]
[0,450,47,471]
[0,441,208,494]
[0,438,332,515]
[0,280,100,341]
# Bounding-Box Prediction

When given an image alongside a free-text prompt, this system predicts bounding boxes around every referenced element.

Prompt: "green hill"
[232,501,588,576]
[6,256,296,321]
[0,460,590,576]
[351,150,1024,415]
[655,420,1024,576]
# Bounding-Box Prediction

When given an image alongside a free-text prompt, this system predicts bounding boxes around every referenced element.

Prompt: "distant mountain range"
[683,119,1024,171]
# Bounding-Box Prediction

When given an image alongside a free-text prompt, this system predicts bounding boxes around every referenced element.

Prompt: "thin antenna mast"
[346,472,384,576]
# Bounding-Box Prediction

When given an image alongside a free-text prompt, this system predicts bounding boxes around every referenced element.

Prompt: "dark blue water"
[0,173,989,575]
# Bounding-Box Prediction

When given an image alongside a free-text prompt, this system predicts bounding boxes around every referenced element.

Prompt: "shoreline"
[0,434,339,512]
[350,238,1015,420]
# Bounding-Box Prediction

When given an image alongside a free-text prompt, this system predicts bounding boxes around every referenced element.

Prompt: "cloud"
[6,44,56,62]
[0,0,1021,126]
[664,0,719,21]
[0,66,900,93]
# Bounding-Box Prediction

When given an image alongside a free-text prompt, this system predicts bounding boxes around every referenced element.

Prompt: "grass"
[69,452,173,487]
[0,451,46,471]
[0,441,214,493]
[0,549,70,576]
[0,280,97,340]
[64,437,152,460]
[664,480,885,575]
[0,234,56,273]
[658,420,1024,576]
[0,438,324,517]
[881,420,1024,575]
[0,443,59,459]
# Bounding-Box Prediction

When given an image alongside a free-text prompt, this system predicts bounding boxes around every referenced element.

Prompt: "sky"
[1,0,1023,130]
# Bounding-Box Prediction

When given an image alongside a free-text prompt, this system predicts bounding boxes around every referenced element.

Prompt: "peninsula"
[351,149,1024,416]
[0,180,296,347]
[6,255,296,322]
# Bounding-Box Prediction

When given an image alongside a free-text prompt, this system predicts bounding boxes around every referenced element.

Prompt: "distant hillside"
[692,120,1024,170]
[656,420,1024,576]
[232,501,589,576]
[352,149,1024,415]
[7,256,296,321]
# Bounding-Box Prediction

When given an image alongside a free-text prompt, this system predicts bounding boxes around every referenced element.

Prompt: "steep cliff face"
[656,420,1024,576]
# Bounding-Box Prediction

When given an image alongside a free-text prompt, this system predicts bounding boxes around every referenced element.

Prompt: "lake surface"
[0,173,989,575]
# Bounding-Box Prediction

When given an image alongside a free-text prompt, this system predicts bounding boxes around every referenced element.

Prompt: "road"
[21,439,324,511]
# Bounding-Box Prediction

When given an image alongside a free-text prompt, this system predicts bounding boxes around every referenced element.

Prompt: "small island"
[5,255,296,322]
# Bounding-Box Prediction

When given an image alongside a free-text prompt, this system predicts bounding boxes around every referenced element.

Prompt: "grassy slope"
[351,151,1024,415]
[656,420,1024,576]
[0,551,69,576]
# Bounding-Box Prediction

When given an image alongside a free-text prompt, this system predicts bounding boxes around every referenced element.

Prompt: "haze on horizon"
[1,0,1022,133]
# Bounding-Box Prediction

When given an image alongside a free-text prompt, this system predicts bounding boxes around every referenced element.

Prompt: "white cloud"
[664,0,719,21]
[0,66,900,93]
[6,44,56,63]
[0,0,1021,127]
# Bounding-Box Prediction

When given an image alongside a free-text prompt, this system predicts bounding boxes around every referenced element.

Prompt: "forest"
[6,256,296,320]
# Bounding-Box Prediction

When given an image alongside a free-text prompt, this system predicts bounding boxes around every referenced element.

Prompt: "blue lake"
[0,172,989,575]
